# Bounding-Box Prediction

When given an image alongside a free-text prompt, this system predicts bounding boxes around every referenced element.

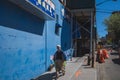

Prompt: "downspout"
[45,21,47,71]
[76,17,78,38]
[71,14,73,50]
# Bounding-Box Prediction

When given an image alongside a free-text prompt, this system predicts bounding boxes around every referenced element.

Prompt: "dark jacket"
[53,50,66,61]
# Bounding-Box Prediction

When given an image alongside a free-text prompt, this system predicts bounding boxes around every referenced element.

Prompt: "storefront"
[0,0,72,80]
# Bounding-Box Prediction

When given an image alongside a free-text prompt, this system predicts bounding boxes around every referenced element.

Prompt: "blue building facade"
[0,0,81,80]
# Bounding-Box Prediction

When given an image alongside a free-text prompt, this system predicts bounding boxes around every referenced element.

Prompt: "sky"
[96,0,120,38]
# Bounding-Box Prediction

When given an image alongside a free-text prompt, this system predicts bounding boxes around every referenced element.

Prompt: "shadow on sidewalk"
[82,64,93,69]
[112,58,120,65]
[33,72,56,80]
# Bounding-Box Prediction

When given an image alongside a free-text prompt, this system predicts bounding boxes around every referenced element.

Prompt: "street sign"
[27,0,55,19]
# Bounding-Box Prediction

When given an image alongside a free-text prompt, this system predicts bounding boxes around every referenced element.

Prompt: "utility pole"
[88,11,93,66]
[91,11,94,68]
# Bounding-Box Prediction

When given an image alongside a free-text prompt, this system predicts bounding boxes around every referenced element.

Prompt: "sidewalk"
[71,57,97,80]
[32,55,97,80]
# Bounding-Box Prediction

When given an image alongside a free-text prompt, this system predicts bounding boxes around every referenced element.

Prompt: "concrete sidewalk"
[32,56,97,80]
[71,58,97,80]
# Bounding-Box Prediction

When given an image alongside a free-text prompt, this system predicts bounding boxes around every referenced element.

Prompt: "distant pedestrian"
[118,40,120,59]
[97,45,106,63]
[99,49,105,63]
[96,48,101,62]
[53,45,66,78]
[96,43,103,62]
[102,48,109,59]
[118,45,120,59]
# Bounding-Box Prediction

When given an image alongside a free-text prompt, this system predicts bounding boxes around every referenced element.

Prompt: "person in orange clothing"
[96,43,105,63]
[99,49,105,63]
[102,48,109,59]
[98,47,110,63]
[97,44,108,63]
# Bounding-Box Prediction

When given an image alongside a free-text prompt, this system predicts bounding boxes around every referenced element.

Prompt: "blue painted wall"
[61,19,71,51]
[0,0,70,80]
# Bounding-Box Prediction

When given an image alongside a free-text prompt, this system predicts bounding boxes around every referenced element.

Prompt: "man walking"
[53,45,66,78]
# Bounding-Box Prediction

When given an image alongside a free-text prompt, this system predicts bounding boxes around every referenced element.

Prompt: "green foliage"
[104,13,120,43]
[104,13,120,32]
[107,38,112,44]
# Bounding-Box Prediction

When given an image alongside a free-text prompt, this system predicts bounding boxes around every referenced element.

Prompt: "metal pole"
[70,14,73,60]
[88,11,93,66]
[71,14,73,49]
[91,11,95,68]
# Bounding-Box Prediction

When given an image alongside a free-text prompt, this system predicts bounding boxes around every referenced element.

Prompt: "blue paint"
[0,0,77,80]
[61,19,71,51]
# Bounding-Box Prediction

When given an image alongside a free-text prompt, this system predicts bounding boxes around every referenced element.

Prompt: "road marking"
[75,70,81,78]
[70,57,86,80]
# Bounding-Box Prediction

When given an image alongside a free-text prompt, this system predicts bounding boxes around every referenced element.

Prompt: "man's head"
[56,45,61,51]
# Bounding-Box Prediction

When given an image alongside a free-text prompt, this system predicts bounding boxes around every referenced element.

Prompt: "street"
[97,50,120,80]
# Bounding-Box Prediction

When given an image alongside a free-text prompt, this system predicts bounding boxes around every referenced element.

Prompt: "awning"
[9,0,55,20]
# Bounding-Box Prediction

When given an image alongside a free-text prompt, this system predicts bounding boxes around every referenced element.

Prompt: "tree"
[104,12,120,44]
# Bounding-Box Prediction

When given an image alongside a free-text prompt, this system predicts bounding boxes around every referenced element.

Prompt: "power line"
[96,0,117,6]
[96,10,113,14]
[97,8,116,12]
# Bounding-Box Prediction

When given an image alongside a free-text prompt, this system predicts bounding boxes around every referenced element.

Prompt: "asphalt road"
[97,50,120,80]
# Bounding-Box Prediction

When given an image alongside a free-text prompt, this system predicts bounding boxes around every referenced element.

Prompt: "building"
[0,0,73,80]
[0,0,96,79]
[66,0,96,57]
